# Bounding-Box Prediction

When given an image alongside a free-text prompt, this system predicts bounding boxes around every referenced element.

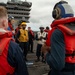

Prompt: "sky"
[0,0,75,31]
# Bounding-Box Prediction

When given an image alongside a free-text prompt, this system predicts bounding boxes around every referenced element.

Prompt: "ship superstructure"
[0,0,32,22]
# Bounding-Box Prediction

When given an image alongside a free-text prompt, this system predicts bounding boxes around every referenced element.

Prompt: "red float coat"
[0,31,15,75]
[46,17,75,63]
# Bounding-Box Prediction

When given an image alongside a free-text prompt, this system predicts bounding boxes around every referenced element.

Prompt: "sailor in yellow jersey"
[16,21,29,61]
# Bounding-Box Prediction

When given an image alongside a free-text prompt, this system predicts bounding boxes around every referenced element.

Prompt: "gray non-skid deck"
[27,51,50,75]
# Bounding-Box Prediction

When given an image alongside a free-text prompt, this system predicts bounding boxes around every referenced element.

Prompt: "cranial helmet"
[20,22,27,26]
[8,15,14,22]
[52,1,74,19]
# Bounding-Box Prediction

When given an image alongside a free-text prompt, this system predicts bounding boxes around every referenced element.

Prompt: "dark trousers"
[28,41,33,52]
[19,42,28,60]
[36,44,44,60]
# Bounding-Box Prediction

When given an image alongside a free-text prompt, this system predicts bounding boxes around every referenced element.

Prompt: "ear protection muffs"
[52,7,61,19]
[52,1,68,19]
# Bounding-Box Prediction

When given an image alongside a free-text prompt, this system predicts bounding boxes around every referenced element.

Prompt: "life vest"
[46,28,55,46]
[19,29,28,42]
[46,17,75,63]
[30,30,34,37]
[37,31,47,45]
[44,29,49,34]
[0,31,15,75]
[8,22,14,31]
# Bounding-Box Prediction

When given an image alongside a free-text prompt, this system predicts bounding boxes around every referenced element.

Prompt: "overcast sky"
[0,0,75,31]
[22,0,75,31]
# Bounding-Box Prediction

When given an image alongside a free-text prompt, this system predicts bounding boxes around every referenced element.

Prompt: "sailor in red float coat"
[0,6,29,75]
[0,30,29,75]
[42,1,75,75]
[28,27,34,53]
